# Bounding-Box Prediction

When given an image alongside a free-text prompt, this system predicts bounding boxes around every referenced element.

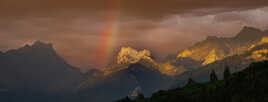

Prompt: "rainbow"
[95,0,120,68]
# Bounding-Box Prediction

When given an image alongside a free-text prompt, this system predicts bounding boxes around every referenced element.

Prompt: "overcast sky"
[0,0,268,71]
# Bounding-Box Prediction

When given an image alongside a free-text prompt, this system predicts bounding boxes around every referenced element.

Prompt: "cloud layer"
[1,0,268,19]
[0,0,268,71]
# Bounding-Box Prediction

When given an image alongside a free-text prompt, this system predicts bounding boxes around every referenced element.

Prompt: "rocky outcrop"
[177,26,268,66]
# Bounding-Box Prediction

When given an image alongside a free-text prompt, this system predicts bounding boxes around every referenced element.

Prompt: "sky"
[0,0,268,71]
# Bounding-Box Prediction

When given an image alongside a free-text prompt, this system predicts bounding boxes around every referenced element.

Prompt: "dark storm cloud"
[1,0,268,19]
[1,0,268,70]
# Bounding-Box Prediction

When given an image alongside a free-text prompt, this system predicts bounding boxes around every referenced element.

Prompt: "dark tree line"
[115,61,268,102]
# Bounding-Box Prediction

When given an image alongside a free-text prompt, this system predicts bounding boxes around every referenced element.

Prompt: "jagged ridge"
[0,41,84,93]
[177,26,268,66]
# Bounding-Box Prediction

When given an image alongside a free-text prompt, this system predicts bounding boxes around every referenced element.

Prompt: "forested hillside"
[115,61,268,102]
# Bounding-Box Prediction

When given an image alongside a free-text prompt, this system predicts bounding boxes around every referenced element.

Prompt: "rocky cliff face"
[177,27,268,66]
[175,39,268,84]
[117,47,152,64]
[77,47,185,102]
[103,47,155,76]
[103,47,186,76]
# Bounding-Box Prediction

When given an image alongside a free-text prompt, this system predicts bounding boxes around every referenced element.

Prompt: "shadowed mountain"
[234,26,264,41]
[0,41,84,93]
[77,60,173,102]
[171,57,202,71]
[115,61,268,102]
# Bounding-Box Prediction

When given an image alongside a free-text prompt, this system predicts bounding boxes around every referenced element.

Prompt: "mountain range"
[0,26,268,102]
[173,27,268,83]
[75,26,268,102]
[176,27,267,66]
[0,41,85,102]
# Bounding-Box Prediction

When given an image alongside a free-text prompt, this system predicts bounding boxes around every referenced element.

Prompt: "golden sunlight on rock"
[102,47,154,76]
[176,36,268,67]
[102,47,185,76]
[260,37,268,44]
[117,47,152,64]
[249,49,268,61]
[202,49,222,65]
[249,37,268,49]
[177,49,193,58]
[158,62,186,76]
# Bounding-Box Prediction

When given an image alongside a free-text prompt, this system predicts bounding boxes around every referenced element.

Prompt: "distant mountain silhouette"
[234,26,264,41]
[77,62,172,102]
[0,41,83,93]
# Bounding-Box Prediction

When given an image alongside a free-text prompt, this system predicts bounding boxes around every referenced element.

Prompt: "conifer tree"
[187,77,196,86]
[210,69,218,82]
[136,92,145,100]
[224,66,231,80]
[115,96,131,102]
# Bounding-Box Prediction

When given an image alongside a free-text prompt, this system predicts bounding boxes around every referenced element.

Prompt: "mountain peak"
[235,26,263,41]
[23,40,55,52]
[5,40,56,56]
[117,47,152,64]
[205,36,219,41]
[241,26,262,32]
[176,26,265,66]
[242,26,260,30]
[32,40,53,48]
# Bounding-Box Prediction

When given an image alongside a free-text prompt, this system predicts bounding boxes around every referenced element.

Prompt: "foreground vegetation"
[115,61,268,102]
